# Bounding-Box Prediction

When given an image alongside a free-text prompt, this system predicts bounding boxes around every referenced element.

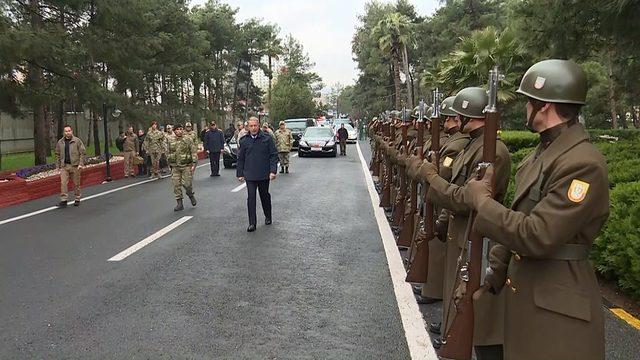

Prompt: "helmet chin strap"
[527,100,545,133]
[460,116,472,132]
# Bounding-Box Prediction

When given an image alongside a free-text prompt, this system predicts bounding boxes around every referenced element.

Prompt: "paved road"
[1,141,638,359]
[0,147,414,359]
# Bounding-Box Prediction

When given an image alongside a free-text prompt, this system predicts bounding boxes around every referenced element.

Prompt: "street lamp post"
[102,104,120,183]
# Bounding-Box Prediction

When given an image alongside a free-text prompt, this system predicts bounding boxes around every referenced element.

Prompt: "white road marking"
[0,174,170,226]
[196,163,208,169]
[356,142,437,360]
[291,153,298,158]
[232,183,247,192]
[108,216,192,261]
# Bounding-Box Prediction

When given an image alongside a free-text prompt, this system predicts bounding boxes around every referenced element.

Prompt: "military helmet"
[424,106,433,120]
[516,59,587,105]
[174,123,183,130]
[185,122,192,128]
[411,106,420,119]
[440,96,457,117]
[451,87,488,119]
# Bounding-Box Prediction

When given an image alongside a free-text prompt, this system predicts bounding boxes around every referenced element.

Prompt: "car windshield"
[304,128,333,139]
[285,121,307,131]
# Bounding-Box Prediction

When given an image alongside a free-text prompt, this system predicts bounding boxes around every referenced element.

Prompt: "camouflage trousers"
[171,165,194,200]
[149,152,161,176]
[278,151,290,166]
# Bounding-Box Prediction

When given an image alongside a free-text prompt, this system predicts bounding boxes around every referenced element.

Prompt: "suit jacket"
[236,130,278,181]
[204,128,225,152]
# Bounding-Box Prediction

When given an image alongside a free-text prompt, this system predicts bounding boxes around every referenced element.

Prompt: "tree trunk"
[268,55,273,113]
[87,108,92,146]
[29,0,47,165]
[607,52,618,129]
[402,44,413,109]
[392,55,402,110]
[56,99,65,141]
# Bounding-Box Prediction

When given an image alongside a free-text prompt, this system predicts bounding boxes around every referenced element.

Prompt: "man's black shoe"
[432,338,443,349]
[265,218,272,225]
[73,200,80,207]
[412,284,422,295]
[210,174,215,177]
[58,201,67,208]
[213,174,220,177]
[416,295,441,305]
[247,224,256,232]
[428,322,441,335]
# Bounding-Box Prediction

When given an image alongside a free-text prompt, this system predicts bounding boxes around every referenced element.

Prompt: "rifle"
[397,101,425,247]
[379,119,394,208]
[370,118,381,176]
[392,111,410,227]
[406,89,441,283]
[438,67,502,360]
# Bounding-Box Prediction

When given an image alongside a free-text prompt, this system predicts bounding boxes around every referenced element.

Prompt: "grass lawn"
[0,145,121,172]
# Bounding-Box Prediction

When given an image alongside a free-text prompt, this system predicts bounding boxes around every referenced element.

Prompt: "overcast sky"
[190,0,441,90]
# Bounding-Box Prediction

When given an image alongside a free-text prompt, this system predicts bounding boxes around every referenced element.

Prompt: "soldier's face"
[444,116,460,132]
[174,128,183,136]
[152,123,157,130]
[280,124,285,130]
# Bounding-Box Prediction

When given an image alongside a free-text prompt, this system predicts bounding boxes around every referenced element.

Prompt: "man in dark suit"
[203,121,225,177]
[236,117,279,232]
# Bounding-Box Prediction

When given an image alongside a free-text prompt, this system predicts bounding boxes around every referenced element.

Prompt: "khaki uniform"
[167,135,198,200]
[122,132,139,176]
[143,128,165,177]
[426,127,511,346]
[184,129,198,145]
[55,136,86,202]
[474,124,608,360]
[275,128,293,166]
[421,131,470,300]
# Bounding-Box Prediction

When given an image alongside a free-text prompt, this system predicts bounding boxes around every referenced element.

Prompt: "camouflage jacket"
[184,130,198,145]
[143,128,166,153]
[274,129,293,152]
[167,135,198,167]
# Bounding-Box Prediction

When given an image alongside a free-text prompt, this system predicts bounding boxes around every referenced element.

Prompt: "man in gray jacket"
[55,125,86,207]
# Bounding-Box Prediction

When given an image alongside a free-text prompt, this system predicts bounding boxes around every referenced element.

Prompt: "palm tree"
[438,27,525,103]
[373,12,414,109]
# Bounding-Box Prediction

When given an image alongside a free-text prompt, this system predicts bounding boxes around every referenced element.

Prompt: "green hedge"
[502,129,640,298]
[592,181,640,299]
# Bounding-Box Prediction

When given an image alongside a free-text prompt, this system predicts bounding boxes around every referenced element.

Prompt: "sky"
[190,0,441,91]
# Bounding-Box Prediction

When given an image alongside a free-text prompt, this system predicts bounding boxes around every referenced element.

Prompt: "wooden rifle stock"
[396,120,423,247]
[370,121,381,175]
[406,110,440,283]
[379,122,394,208]
[439,67,501,360]
[392,124,409,226]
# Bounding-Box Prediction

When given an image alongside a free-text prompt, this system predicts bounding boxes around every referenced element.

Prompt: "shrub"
[500,130,539,152]
[15,164,56,179]
[588,129,640,142]
[592,181,640,299]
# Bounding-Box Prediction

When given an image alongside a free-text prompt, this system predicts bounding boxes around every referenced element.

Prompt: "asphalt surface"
[0,148,410,359]
[1,140,638,359]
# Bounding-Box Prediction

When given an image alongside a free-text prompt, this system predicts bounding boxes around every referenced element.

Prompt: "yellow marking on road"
[610,308,640,330]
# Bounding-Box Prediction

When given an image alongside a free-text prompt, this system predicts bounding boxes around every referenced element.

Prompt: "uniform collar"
[539,122,568,149]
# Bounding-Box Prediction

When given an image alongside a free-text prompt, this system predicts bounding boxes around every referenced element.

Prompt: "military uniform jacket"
[474,123,608,360]
[167,135,198,167]
[275,129,294,152]
[143,129,166,154]
[426,127,511,346]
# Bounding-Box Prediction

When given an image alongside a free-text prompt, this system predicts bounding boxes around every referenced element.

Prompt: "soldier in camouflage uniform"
[184,122,198,144]
[167,124,198,211]
[143,121,166,179]
[274,121,294,173]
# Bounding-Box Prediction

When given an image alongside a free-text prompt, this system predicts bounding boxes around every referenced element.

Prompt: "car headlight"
[299,140,308,147]
[326,140,335,146]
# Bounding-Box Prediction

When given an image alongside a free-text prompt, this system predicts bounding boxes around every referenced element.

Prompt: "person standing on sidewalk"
[236,117,278,232]
[55,125,86,207]
[122,125,139,178]
[203,121,225,177]
[143,121,165,179]
[337,123,349,156]
[274,121,293,173]
[137,128,148,176]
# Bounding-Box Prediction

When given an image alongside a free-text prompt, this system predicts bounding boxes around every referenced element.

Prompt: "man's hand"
[237,176,245,182]
[190,164,196,172]
[463,165,494,210]
[473,283,492,301]
[453,281,467,306]
[417,158,438,182]
[269,173,277,181]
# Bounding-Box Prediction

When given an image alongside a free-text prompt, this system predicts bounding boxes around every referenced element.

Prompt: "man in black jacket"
[337,123,349,155]
[203,121,225,177]
[236,117,279,232]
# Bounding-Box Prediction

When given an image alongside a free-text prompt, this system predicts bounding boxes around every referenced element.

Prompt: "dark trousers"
[209,152,220,175]
[339,139,347,155]
[246,180,272,226]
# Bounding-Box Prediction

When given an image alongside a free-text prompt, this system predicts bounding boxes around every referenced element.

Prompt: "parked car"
[223,137,239,168]
[284,118,314,150]
[298,126,337,157]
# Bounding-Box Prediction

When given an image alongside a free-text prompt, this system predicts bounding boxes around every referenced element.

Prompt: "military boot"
[285,166,289,173]
[174,199,184,211]
[187,192,197,206]
[280,166,285,174]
